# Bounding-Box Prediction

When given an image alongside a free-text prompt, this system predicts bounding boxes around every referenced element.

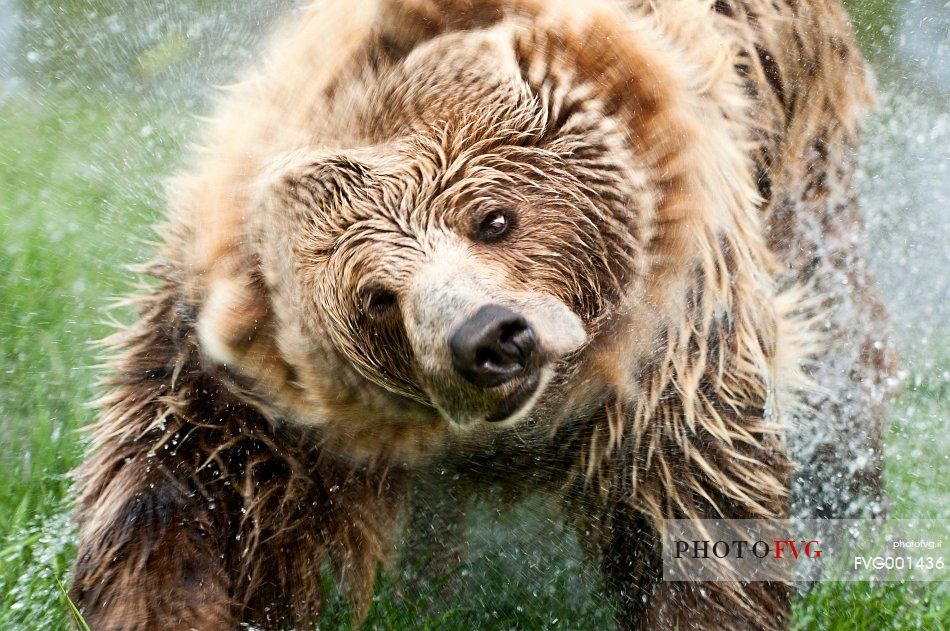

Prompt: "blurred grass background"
[0,0,947,628]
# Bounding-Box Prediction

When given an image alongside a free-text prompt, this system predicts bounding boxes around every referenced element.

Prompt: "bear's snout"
[449,304,538,388]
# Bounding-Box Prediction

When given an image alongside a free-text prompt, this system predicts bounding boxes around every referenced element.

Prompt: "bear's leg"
[400,468,469,610]
[787,273,894,521]
[71,463,234,631]
[599,504,790,630]
[769,163,898,521]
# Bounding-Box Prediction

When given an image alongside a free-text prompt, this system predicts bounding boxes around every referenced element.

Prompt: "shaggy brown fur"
[71,0,895,629]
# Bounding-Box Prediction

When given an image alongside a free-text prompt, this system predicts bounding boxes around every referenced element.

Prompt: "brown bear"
[71,0,897,629]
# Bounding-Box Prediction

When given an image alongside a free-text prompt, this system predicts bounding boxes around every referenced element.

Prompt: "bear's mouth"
[484,370,542,422]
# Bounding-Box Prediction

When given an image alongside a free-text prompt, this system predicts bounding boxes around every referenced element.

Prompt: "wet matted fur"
[71,0,896,629]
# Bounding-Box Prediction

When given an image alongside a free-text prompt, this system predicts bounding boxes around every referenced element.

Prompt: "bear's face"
[256,129,639,426]
[196,23,661,450]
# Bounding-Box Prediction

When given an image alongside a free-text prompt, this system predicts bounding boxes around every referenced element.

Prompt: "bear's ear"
[376,0,509,35]
[251,149,378,257]
[194,149,379,370]
[196,263,271,369]
[367,0,517,61]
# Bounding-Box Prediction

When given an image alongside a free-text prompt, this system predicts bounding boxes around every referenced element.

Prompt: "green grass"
[0,94,176,524]
[1,72,948,631]
[794,581,949,630]
[0,93,181,628]
[843,0,902,60]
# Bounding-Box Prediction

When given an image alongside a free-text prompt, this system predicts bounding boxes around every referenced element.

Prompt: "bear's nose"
[449,304,537,388]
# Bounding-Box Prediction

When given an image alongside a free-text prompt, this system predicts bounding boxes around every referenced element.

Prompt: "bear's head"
[185,0,794,463]
[201,51,654,434]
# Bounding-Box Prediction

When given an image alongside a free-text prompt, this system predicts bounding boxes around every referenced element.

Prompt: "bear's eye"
[359,286,399,319]
[476,209,513,243]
